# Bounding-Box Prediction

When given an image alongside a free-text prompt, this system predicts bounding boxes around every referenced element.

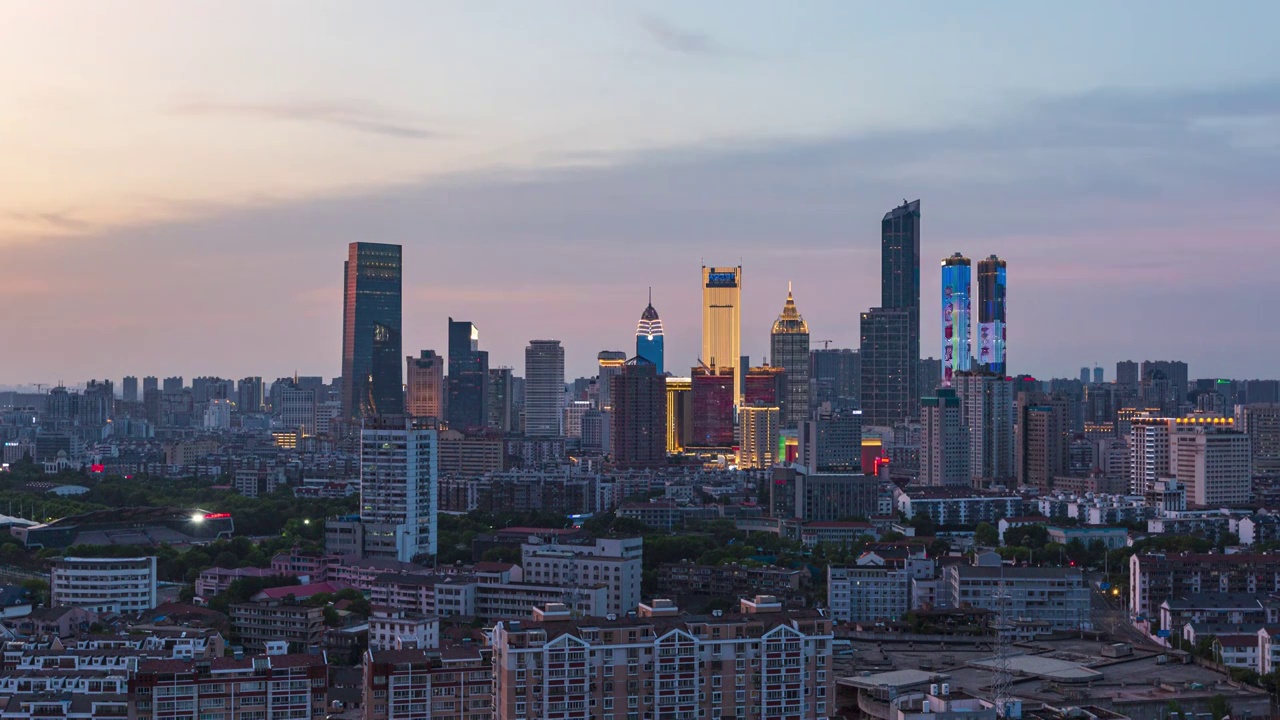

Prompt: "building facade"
[770,285,810,426]
[1236,403,1280,479]
[940,252,971,387]
[702,266,743,405]
[525,340,565,438]
[342,242,404,419]
[362,646,492,720]
[520,538,643,617]
[921,389,968,486]
[860,307,915,427]
[360,416,438,563]
[50,556,157,614]
[406,350,445,419]
[976,254,1007,375]
[954,371,1015,483]
[882,199,921,406]
[738,405,780,470]
[690,365,734,448]
[944,565,1090,630]
[447,317,489,432]
[610,358,667,469]
[130,651,328,720]
[635,295,665,375]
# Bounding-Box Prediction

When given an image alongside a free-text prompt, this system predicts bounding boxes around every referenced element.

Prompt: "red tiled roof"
[473,561,515,572]
[256,581,350,600]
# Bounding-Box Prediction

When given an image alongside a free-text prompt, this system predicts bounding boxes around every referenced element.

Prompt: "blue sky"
[1,1,1278,383]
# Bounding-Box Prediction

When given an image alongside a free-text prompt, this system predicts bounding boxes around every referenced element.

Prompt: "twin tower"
[941,253,1007,386]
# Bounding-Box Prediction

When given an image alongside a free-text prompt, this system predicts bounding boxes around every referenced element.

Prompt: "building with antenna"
[701,265,742,405]
[635,289,665,374]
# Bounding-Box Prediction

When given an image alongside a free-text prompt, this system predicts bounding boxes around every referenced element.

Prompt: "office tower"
[690,364,734,448]
[665,376,692,454]
[122,376,138,404]
[1235,404,1280,479]
[610,357,666,469]
[1174,422,1250,506]
[1116,360,1139,390]
[143,376,158,396]
[162,376,184,395]
[701,265,742,404]
[1093,367,1104,384]
[341,242,404,419]
[564,400,590,439]
[798,409,863,473]
[921,388,968,486]
[770,283,810,426]
[1016,394,1069,490]
[1140,360,1189,413]
[359,416,437,563]
[405,350,444,419]
[859,308,913,426]
[739,405,780,470]
[810,348,859,410]
[524,340,565,437]
[882,199,921,393]
[1244,380,1280,405]
[143,388,162,425]
[635,290,665,374]
[277,381,317,434]
[954,371,1015,483]
[447,318,489,431]
[744,364,786,407]
[487,367,514,432]
[918,357,942,399]
[596,351,627,411]
[1080,367,1090,384]
[582,409,610,454]
[940,252,971,387]
[976,254,1007,375]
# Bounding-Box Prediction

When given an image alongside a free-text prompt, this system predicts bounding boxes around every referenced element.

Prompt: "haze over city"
[3,1,1279,384]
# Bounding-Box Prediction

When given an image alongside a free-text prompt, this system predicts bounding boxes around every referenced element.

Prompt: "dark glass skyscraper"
[859,308,913,427]
[447,318,489,432]
[882,199,921,411]
[635,292,664,374]
[610,357,667,469]
[341,242,403,419]
[977,254,1007,375]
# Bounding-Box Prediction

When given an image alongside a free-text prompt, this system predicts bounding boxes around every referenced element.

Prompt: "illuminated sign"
[203,513,231,520]
[706,272,737,287]
[90,464,105,473]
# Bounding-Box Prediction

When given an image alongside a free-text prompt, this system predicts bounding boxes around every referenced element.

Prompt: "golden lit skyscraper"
[701,265,742,404]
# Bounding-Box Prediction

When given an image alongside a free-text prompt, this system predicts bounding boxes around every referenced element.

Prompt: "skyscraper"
[701,265,742,404]
[859,308,913,426]
[770,283,810,426]
[406,350,445,419]
[1016,394,1069,490]
[664,376,692,454]
[690,364,734,448]
[635,291,665,374]
[738,405,780,470]
[1093,367,1104,384]
[744,365,787,407]
[976,254,1007,375]
[954,371,1015,483]
[1080,367,1091,384]
[341,242,403,419]
[810,348,859,410]
[1174,423,1250,506]
[359,415,437,563]
[122,376,138,404]
[236,376,263,414]
[921,388,968,486]
[882,200,921,399]
[143,376,158,397]
[596,351,627,412]
[1116,361,1139,391]
[447,318,489,431]
[610,357,667,469]
[1236,403,1280,479]
[487,367,514,432]
[524,340,565,437]
[941,253,971,387]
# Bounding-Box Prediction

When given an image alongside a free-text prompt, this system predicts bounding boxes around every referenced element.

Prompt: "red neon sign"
[203,513,231,520]
[90,464,105,473]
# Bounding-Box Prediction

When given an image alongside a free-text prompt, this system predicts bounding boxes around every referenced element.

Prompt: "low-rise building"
[229,600,325,653]
[362,645,493,720]
[130,650,328,720]
[367,607,439,652]
[897,487,1024,526]
[50,556,157,614]
[657,562,806,606]
[943,565,1090,630]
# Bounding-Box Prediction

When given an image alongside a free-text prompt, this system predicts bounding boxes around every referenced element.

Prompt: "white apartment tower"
[921,388,969,486]
[1174,424,1251,506]
[524,340,566,437]
[360,416,438,563]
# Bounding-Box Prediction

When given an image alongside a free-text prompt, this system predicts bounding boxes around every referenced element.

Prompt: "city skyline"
[3,3,1280,383]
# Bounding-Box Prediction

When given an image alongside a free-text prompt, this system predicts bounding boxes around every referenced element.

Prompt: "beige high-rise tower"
[701,265,742,404]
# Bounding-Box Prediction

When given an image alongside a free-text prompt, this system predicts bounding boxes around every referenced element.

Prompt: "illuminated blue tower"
[978,255,1007,375]
[636,289,664,375]
[941,252,972,387]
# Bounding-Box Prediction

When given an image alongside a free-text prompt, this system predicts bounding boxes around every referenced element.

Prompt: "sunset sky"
[2,1,1279,385]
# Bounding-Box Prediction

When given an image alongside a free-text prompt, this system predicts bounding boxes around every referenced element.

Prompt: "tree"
[20,578,48,607]
[1207,693,1232,720]
[482,547,520,564]
[974,522,999,547]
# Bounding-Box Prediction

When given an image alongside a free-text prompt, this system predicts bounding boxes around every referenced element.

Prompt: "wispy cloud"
[638,15,729,56]
[6,210,90,232]
[171,99,438,139]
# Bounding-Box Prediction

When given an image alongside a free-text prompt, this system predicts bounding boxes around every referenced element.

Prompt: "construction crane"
[815,340,835,350]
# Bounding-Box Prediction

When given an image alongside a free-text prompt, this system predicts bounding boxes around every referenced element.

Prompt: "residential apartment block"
[521,538,643,617]
[362,645,493,720]
[129,649,328,720]
[50,556,157,614]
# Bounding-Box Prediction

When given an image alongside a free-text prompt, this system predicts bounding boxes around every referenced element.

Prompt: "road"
[1088,572,1158,648]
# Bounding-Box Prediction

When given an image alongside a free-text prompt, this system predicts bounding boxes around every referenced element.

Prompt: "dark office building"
[341,242,403,419]
[810,348,859,410]
[744,365,786,407]
[881,199,921,399]
[859,307,914,427]
[611,358,667,469]
[122,376,138,404]
[447,318,489,432]
[487,367,514,432]
[691,365,735,448]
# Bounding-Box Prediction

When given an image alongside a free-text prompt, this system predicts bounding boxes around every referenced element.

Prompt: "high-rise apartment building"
[487,367,514,432]
[1129,416,1174,495]
[490,596,834,720]
[341,242,403,419]
[691,364,735,448]
[596,351,627,412]
[1174,423,1251,506]
[405,350,444,419]
[611,358,667,469]
[132,653,328,720]
[921,388,968,486]
[1116,360,1140,391]
[1237,403,1280,479]
[359,416,438,563]
[1016,394,1069,490]
[701,265,742,404]
[1094,367,1104,384]
[236,376,263,414]
[143,376,158,396]
[810,348,859,410]
[859,307,914,426]
[162,376,184,395]
[635,291,665,374]
[798,409,863,473]
[524,340,565,437]
[739,405,781,470]
[122,376,138,404]
[882,199,921,399]
[447,318,489,431]
[770,284,810,427]
[976,254,1007,375]
[941,252,971,387]
[665,376,692,454]
[954,371,1015,483]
